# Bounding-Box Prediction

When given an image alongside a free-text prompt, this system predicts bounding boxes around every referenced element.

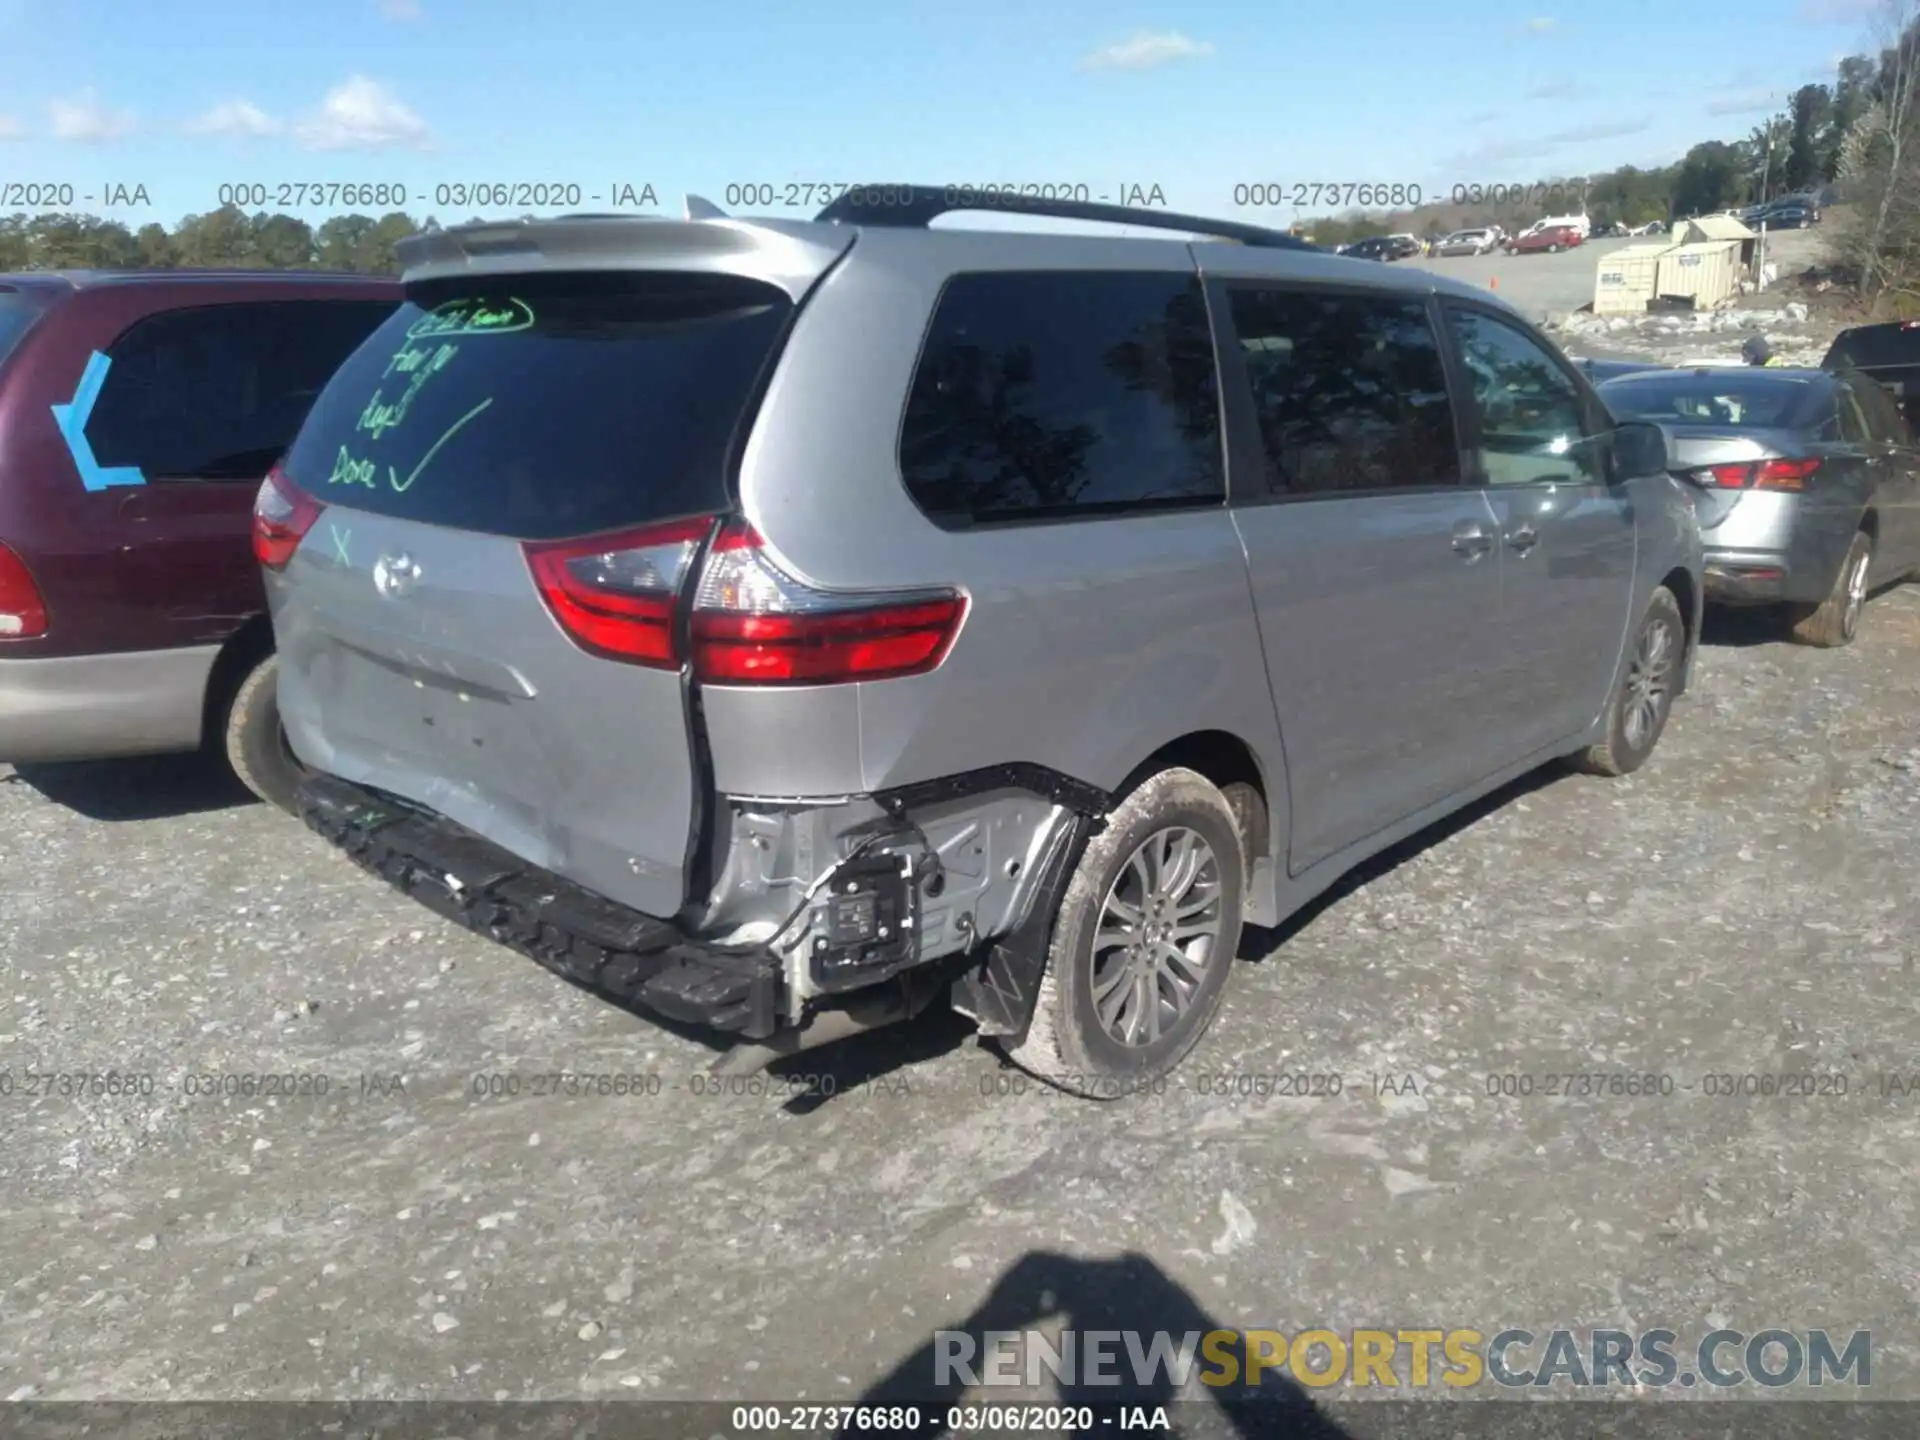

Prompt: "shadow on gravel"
[6,751,256,821]
[1700,604,1792,648]
[1239,763,1566,962]
[840,1249,1354,1439]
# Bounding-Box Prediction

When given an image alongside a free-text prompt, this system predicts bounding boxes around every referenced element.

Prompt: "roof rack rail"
[813,185,1320,250]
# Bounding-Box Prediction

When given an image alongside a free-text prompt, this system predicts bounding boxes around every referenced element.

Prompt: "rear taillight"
[523,515,968,683]
[253,464,325,571]
[689,520,967,685]
[523,515,715,668]
[0,541,47,639]
[1687,457,1822,491]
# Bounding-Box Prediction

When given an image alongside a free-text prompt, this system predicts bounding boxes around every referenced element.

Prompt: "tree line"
[1300,0,1920,313]
[0,206,436,273]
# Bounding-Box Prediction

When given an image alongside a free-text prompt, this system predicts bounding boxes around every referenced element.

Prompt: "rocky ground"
[3,588,1920,1412]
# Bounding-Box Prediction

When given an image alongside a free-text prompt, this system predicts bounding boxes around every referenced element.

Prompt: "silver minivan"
[260,188,1703,1095]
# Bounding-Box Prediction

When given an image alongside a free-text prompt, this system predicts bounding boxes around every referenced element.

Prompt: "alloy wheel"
[1622,614,1676,751]
[1089,827,1225,1048]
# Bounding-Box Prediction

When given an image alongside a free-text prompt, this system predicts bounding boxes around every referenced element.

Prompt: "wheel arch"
[1116,729,1274,873]
[199,613,275,748]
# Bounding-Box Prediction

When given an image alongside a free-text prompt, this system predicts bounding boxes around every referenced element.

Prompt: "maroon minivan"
[0,270,398,810]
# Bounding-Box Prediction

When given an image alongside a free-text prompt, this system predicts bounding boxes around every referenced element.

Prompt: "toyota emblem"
[372,551,421,599]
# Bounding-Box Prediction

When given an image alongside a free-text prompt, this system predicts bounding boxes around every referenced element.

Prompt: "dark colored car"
[1342,235,1421,262]
[0,270,399,808]
[1582,358,1666,385]
[1823,320,1920,432]
[1505,225,1582,255]
[1762,205,1818,229]
[1598,366,1920,646]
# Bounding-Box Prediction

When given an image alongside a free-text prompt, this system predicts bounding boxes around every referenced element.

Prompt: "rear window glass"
[1824,323,1920,371]
[282,271,792,541]
[1597,374,1817,429]
[0,290,51,366]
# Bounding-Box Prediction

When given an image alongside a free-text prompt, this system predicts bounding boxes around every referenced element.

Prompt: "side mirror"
[1610,420,1670,480]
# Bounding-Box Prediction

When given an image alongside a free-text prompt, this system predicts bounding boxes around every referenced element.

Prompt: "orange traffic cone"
[1490,276,1499,290]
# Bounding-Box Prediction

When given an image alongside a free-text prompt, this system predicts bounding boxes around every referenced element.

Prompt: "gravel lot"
[4,448,1920,1408]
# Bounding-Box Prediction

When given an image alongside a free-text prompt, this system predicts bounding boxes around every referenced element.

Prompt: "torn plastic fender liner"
[871,763,1113,1041]
[949,808,1096,1041]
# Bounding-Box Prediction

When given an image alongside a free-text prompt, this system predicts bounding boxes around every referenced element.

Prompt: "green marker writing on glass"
[389,398,493,493]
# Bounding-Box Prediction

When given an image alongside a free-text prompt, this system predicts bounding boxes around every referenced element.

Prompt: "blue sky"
[0,0,1884,232]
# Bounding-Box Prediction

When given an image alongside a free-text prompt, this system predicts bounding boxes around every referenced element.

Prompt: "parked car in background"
[1628,220,1667,237]
[1343,234,1423,262]
[1823,319,1920,432]
[1598,366,1920,646]
[1434,229,1499,256]
[1517,213,1592,241]
[1506,225,1583,254]
[0,270,399,808]
[1761,205,1819,229]
[265,189,1699,1093]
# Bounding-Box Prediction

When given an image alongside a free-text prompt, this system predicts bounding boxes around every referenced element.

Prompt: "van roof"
[0,268,393,291]
[393,197,1516,313]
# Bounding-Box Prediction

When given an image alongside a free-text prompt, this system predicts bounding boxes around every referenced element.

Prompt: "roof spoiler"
[393,200,856,299]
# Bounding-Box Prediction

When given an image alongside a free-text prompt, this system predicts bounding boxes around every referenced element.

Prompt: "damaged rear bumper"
[299,773,786,1039]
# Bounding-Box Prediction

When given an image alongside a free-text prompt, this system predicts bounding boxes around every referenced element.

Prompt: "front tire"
[1788,529,1871,648]
[1004,767,1244,1098]
[1573,586,1684,777]
[221,654,306,814]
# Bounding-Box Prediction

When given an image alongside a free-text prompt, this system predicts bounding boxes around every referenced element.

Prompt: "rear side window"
[1599,374,1816,429]
[88,300,397,481]
[898,271,1222,527]
[283,272,790,540]
[1226,286,1459,494]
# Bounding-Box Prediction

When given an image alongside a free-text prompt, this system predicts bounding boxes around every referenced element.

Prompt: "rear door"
[1843,371,1920,576]
[66,298,396,647]
[1440,301,1637,756]
[1213,279,1506,872]
[272,268,804,919]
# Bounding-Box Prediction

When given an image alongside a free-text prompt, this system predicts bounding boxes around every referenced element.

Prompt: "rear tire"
[1788,530,1871,648]
[1004,767,1243,1098]
[221,654,305,814]
[1572,586,1684,777]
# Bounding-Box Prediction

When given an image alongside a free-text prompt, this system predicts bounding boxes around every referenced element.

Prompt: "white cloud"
[1080,30,1215,71]
[379,0,422,18]
[294,76,431,150]
[1706,88,1781,115]
[1523,16,1556,31]
[1546,119,1650,143]
[0,113,24,141]
[48,90,133,142]
[184,99,283,138]
[1798,0,1879,22]
[1442,118,1649,169]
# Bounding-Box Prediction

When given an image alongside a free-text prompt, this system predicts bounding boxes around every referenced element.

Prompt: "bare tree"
[1836,0,1920,307]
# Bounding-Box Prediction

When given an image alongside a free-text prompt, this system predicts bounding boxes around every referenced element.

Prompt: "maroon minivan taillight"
[522,515,717,668]
[253,464,324,571]
[0,541,48,638]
